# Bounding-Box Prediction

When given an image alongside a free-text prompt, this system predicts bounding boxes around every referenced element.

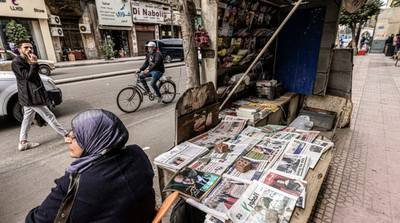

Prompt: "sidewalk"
[311,54,400,222]
[54,56,146,68]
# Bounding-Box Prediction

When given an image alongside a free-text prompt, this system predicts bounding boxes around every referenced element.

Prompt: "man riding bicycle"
[136,41,165,103]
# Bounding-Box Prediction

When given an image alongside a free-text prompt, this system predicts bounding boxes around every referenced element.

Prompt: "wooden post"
[178,0,200,89]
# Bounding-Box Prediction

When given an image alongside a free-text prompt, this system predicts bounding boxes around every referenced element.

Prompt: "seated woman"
[26,109,155,223]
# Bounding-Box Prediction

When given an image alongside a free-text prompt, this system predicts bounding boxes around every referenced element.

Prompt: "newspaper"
[260,170,307,197]
[313,139,334,161]
[244,139,287,163]
[271,154,310,179]
[271,131,300,140]
[228,181,297,223]
[228,135,261,149]
[189,144,248,175]
[154,142,209,171]
[284,139,325,169]
[296,188,306,209]
[189,132,230,148]
[281,127,296,132]
[224,115,248,122]
[295,130,320,142]
[205,214,233,223]
[210,120,247,138]
[239,126,268,139]
[225,158,268,181]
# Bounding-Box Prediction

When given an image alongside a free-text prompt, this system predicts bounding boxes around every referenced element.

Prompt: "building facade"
[0,0,56,61]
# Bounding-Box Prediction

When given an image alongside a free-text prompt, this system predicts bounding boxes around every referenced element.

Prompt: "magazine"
[163,167,221,201]
[295,130,320,143]
[313,139,334,161]
[271,154,310,179]
[261,170,307,197]
[284,139,326,169]
[153,142,209,171]
[188,132,230,148]
[228,181,297,223]
[225,158,268,181]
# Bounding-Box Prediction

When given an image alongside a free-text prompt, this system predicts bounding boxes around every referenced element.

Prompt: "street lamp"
[170,0,174,38]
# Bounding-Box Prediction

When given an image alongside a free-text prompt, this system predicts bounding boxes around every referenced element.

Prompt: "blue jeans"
[139,71,163,97]
[394,46,399,56]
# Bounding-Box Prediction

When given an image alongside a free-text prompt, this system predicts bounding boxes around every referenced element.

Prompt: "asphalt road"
[0,65,188,222]
[50,60,183,80]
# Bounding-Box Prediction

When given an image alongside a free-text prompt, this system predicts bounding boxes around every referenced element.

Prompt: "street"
[0,65,188,222]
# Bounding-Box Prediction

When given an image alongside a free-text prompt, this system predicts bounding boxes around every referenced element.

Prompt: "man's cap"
[145,42,156,47]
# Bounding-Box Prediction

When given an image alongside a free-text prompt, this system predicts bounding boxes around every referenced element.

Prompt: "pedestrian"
[364,39,370,54]
[12,39,68,151]
[360,35,366,49]
[391,33,400,59]
[136,41,165,103]
[386,34,394,46]
[9,40,18,54]
[25,109,156,223]
[340,38,344,48]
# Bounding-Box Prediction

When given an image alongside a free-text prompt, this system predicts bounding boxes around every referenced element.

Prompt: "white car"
[0,49,55,75]
[0,71,63,122]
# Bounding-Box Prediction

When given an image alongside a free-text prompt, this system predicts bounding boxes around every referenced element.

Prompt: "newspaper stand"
[154,82,334,223]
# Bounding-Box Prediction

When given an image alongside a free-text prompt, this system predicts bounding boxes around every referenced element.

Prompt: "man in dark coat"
[136,41,165,103]
[386,34,394,45]
[12,39,68,151]
[25,110,156,223]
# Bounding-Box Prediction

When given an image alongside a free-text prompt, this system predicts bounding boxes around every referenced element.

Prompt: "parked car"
[0,49,55,75]
[0,71,63,122]
[146,39,184,63]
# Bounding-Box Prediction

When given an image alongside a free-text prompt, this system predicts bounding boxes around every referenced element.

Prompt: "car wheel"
[12,100,24,122]
[165,55,172,63]
[39,65,51,76]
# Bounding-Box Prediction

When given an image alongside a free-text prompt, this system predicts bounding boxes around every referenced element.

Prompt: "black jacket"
[386,36,394,44]
[140,51,165,73]
[12,55,51,107]
[25,145,156,223]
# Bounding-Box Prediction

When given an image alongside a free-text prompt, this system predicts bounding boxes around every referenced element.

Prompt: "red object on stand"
[358,50,366,55]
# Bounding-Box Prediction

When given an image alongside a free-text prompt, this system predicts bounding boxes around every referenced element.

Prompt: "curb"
[54,63,185,85]
[54,57,146,68]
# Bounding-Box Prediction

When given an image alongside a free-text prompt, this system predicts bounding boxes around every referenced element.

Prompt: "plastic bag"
[289,115,313,130]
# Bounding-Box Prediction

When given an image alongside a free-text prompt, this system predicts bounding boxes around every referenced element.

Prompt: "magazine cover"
[164,167,221,201]
[228,181,297,223]
[284,139,325,169]
[261,170,307,197]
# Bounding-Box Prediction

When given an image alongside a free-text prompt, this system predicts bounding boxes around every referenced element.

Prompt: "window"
[162,40,174,47]
[0,52,15,60]
[173,40,183,47]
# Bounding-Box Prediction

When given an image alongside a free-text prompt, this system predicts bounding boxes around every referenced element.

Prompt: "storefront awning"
[98,25,132,31]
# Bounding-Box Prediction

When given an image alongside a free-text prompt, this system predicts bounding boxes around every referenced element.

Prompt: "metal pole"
[170,0,174,38]
[219,0,304,111]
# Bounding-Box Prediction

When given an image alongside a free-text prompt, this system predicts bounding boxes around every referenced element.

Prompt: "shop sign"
[135,25,155,32]
[95,0,133,27]
[132,1,164,24]
[0,0,47,19]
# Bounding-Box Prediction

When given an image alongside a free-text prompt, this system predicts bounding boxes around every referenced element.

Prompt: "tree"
[339,0,384,55]
[5,20,30,43]
[392,0,400,7]
[98,39,117,60]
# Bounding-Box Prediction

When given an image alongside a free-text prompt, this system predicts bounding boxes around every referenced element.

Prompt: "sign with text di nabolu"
[132,1,164,24]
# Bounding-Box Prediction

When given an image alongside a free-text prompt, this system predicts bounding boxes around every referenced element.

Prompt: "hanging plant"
[5,20,31,42]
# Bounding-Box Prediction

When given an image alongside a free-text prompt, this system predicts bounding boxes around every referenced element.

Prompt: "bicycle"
[117,71,177,113]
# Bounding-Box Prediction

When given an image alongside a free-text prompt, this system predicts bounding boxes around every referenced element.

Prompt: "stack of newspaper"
[153,142,209,172]
[236,105,261,122]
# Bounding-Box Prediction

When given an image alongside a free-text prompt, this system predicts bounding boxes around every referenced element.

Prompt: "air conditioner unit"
[49,15,61,25]
[51,27,64,37]
[79,24,91,34]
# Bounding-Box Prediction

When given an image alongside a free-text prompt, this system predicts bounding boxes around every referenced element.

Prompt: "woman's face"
[65,131,84,158]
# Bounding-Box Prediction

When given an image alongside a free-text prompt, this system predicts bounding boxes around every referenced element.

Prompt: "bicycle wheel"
[117,87,142,113]
[158,80,176,104]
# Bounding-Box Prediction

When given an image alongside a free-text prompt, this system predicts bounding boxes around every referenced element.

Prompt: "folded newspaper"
[163,167,221,201]
[271,131,300,140]
[260,170,307,198]
[313,139,334,161]
[271,153,311,179]
[210,119,247,138]
[295,130,320,143]
[239,126,269,139]
[284,139,326,169]
[225,157,268,181]
[189,132,231,148]
[228,181,297,223]
[154,142,209,171]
